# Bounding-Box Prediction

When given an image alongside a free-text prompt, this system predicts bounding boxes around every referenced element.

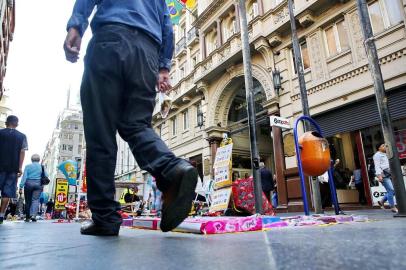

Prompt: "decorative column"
[258,0,264,16]
[199,29,206,60]
[207,137,222,177]
[206,126,229,178]
[234,3,241,33]
[216,18,223,48]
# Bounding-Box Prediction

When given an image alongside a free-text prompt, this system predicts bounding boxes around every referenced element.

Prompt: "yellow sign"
[213,144,233,169]
[214,165,232,189]
[55,178,69,210]
[209,187,232,212]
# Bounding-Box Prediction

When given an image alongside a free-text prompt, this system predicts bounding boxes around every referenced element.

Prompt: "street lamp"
[272,68,282,96]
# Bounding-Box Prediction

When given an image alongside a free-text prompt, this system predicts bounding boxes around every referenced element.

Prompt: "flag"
[166,0,184,25]
[58,160,78,186]
[180,0,196,9]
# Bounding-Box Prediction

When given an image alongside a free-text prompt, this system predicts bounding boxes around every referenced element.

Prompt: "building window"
[183,110,189,130]
[179,64,185,80]
[273,0,284,8]
[74,124,79,130]
[172,116,177,136]
[78,145,82,154]
[324,20,349,57]
[68,145,73,152]
[368,0,403,34]
[191,54,199,69]
[79,134,83,142]
[62,144,67,151]
[196,104,201,124]
[69,133,74,140]
[291,41,310,74]
[248,1,259,22]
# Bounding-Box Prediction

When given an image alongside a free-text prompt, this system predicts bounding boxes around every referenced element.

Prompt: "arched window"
[228,78,265,123]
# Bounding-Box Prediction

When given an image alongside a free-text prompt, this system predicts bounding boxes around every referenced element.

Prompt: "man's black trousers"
[81,24,183,227]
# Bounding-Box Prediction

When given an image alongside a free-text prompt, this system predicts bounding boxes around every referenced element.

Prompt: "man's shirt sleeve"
[67,0,96,36]
[19,165,29,188]
[159,5,174,71]
[21,135,28,151]
[373,153,382,176]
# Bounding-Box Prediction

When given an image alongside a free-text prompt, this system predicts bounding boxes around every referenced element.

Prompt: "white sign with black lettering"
[270,116,290,129]
[214,166,231,189]
[213,144,233,168]
[209,187,232,212]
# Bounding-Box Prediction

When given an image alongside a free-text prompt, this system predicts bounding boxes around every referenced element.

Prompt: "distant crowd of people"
[0,115,55,224]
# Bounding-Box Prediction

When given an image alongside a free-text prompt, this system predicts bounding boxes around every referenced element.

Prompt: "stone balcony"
[175,36,187,57]
[187,26,199,47]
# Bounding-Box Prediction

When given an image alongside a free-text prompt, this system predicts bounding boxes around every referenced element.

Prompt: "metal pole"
[356,0,406,217]
[238,0,263,214]
[288,0,322,214]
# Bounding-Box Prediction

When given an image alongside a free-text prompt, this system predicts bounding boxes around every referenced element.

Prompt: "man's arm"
[157,5,174,93]
[19,165,28,189]
[66,0,96,36]
[373,154,383,181]
[18,136,28,177]
[64,0,96,63]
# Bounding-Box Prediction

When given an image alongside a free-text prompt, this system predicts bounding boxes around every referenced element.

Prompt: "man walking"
[259,162,274,202]
[373,143,398,213]
[64,1,198,235]
[0,115,28,224]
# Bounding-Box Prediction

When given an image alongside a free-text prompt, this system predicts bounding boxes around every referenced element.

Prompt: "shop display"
[231,177,274,216]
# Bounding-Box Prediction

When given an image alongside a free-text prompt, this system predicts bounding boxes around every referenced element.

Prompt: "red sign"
[81,162,87,193]
[395,130,406,159]
[56,192,67,203]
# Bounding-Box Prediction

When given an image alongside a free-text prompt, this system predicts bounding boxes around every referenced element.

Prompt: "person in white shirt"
[373,143,398,213]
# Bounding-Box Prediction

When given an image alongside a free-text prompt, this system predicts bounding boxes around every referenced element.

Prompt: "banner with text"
[55,179,69,210]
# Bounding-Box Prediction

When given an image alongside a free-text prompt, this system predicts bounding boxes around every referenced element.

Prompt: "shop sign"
[370,183,397,206]
[395,129,406,159]
[213,144,233,168]
[55,179,69,210]
[214,165,232,189]
[209,187,232,212]
[270,116,290,129]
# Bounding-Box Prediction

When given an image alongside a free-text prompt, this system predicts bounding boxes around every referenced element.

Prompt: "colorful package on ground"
[232,177,274,216]
[201,216,263,234]
[132,217,160,230]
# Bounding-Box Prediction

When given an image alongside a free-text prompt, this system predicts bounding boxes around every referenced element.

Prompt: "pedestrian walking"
[19,154,47,222]
[373,143,398,213]
[16,189,25,219]
[351,163,366,205]
[259,162,274,202]
[45,199,54,219]
[64,1,198,235]
[0,115,28,224]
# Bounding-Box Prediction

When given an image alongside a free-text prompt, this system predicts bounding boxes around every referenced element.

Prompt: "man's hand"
[17,168,22,177]
[64,28,82,63]
[157,69,172,93]
[377,175,383,182]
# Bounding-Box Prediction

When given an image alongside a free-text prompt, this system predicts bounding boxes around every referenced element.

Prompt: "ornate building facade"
[113,0,406,211]
[0,0,15,127]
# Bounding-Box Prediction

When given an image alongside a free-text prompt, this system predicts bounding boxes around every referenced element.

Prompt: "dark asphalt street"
[1,210,405,270]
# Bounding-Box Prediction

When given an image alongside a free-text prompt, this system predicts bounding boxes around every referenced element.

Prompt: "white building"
[42,105,84,197]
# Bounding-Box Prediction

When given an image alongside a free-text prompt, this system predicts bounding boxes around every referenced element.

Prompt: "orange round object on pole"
[298,131,331,176]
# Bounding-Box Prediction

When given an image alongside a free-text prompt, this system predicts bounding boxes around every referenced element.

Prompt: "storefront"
[314,87,406,207]
[226,77,274,180]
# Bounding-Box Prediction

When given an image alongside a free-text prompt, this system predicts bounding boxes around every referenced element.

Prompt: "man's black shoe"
[80,220,120,236]
[31,217,37,222]
[160,163,198,232]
